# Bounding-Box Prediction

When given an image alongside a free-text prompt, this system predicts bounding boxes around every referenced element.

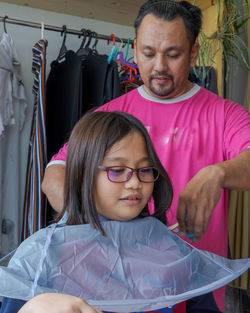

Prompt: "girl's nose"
[124,172,142,189]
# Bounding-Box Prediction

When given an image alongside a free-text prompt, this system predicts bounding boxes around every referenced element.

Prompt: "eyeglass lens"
[108,167,158,182]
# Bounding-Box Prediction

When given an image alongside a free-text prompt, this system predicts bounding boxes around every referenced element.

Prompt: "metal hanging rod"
[0,16,134,46]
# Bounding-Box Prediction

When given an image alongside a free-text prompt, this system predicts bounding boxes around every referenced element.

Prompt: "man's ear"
[134,38,137,64]
[190,42,200,67]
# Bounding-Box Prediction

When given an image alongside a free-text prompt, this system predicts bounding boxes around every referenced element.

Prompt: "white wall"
[0,2,135,242]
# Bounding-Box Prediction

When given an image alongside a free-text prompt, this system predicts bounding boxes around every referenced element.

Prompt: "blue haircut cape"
[0,216,249,312]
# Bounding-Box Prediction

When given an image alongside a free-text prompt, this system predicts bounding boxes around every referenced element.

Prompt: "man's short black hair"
[134,0,202,45]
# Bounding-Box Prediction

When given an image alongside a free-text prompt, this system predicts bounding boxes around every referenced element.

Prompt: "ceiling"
[0,0,215,26]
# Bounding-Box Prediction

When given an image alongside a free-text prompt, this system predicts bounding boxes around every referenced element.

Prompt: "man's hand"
[176,165,223,242]
[18,293,102,313]
[177,149,250,241]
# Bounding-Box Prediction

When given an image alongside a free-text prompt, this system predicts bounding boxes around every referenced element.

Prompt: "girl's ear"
[190,42,200,67]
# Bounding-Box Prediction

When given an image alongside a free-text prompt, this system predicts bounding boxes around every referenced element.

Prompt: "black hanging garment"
[46,50,83,161]
[188,66,218,95]
[46,51,120,162]
[81,54,120,113]
[45,44,120,223]
[105,59,121,103]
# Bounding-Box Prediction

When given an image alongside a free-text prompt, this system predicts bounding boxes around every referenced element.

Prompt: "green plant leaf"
[194,0,250,81]
[235,16,250,31]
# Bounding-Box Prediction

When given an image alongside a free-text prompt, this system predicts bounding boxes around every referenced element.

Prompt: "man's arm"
[42,164,65,213]
[177,148,250,242]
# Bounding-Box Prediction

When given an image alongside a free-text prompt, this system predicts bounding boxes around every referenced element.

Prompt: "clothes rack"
[0,16,134,46]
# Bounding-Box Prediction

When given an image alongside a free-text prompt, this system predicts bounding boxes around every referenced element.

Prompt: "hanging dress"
[22,39,48,239]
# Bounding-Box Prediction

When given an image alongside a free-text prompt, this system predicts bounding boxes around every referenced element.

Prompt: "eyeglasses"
[98,166,159,183]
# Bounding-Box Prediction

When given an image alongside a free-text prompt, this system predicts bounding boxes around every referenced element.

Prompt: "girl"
[60,109,172,232]
[1,111,173,313]
[0,112,249,313]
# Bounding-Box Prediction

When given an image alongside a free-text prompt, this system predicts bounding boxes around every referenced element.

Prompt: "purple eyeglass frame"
[98,165,159,183]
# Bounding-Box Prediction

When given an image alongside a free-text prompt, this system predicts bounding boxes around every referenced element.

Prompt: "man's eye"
[168,54,179,59]
[144,53,154,58]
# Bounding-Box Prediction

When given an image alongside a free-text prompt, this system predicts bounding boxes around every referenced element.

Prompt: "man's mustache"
[150,72,174,80]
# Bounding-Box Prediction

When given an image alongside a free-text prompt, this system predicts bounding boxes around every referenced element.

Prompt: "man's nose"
[154,54,168,72]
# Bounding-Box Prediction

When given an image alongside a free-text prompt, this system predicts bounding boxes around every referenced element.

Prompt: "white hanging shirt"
[0,32,27,135]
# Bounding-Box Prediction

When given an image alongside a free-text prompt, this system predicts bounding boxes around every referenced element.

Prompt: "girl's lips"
[120,195,142,205]
[121,199,141,205]
[120,194,142,200]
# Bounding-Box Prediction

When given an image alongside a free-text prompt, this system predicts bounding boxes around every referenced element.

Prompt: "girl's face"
[94,131,154,221]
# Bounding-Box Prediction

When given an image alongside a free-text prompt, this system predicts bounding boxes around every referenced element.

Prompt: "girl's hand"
[18,293,102,313]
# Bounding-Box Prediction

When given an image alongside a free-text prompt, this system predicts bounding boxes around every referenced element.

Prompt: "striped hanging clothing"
[22,39,48,240]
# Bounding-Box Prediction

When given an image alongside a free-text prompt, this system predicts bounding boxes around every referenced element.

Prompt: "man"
[42,1,250,312]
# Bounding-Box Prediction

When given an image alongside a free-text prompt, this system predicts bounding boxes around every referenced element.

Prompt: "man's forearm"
[214,148,250,191]
[42,164,65,213]
[176,148,250,240]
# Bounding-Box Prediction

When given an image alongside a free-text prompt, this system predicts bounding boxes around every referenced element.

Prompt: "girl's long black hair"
[56,111,173,235]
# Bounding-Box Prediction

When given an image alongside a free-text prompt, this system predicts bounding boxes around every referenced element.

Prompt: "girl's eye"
[140,167,153,174]
[109,168,125,175]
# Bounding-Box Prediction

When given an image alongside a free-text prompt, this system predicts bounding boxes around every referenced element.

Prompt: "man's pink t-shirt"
[51,84,250,255]
[50,85,250,310]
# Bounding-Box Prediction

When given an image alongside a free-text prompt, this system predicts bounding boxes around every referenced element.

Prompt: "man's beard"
[149,72,175,97]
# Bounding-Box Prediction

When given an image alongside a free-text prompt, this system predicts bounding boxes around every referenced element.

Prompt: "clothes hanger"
[114,36,137,69]
[117,53,140,85]
[118,38,126,52]
[115,51,138,69]
[84,30,93,48]
[41,21,45,40]
[77,29,92,58]
[56,25,67,62]
[107,34,119,64]
[125,38,130,61]
[77,28,87,51]
[119,64,139,85]
[3,16,8,33]
[107,33,116,46]
[115,36,139,84]
[91,32,98,54]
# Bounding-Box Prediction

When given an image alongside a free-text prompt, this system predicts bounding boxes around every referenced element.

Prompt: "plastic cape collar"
[0,217,249,312]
